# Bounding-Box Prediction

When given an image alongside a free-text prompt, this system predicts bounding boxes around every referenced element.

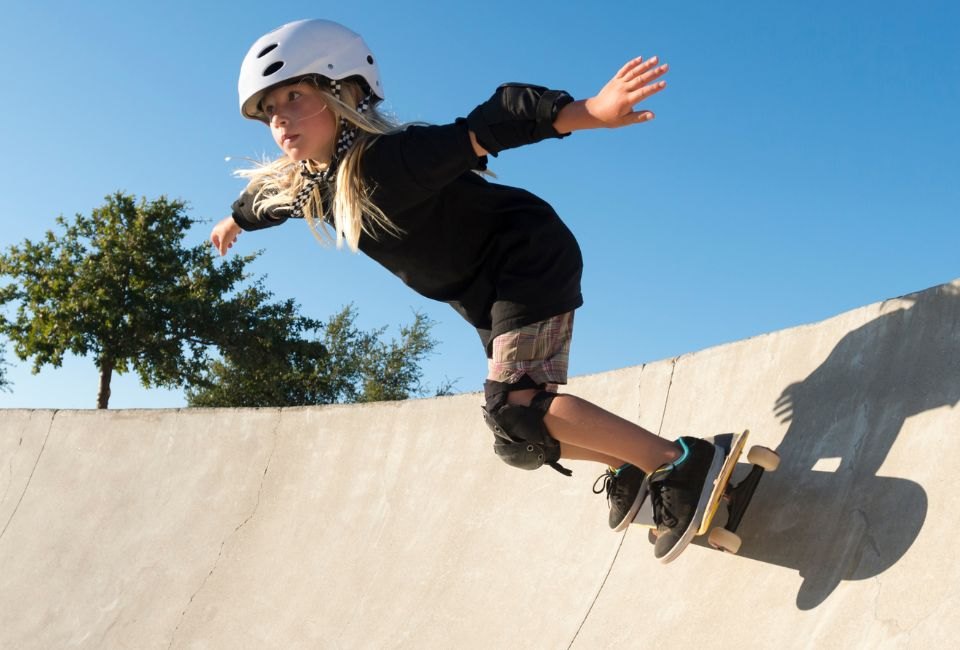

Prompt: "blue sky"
[1,0,958,409]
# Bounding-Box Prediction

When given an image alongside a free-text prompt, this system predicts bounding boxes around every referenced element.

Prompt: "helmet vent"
[257,44,278,58]
[262,61,284,76]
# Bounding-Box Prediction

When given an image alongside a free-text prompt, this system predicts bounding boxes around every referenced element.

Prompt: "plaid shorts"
[487,312,575,385]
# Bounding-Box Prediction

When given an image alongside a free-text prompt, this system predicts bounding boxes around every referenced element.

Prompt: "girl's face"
[261,81,338,163]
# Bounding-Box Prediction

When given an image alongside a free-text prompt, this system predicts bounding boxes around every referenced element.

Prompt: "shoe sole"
[657,446,725,564]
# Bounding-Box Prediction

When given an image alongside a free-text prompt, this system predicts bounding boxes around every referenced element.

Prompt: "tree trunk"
[97,357,114,409]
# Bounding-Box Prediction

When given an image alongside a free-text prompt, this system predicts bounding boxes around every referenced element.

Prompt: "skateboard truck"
[706,437,780,554]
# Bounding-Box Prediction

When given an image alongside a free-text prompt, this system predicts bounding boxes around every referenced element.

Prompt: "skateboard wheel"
[747,445,780,471]
[708,527,742,554]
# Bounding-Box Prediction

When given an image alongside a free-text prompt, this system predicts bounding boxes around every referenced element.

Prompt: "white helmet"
[238,19,384,121]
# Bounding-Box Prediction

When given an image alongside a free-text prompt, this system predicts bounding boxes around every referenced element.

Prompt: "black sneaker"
[648,437,724,563]
[592,464,648,531]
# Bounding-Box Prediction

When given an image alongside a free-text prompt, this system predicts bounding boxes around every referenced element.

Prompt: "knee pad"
[482,379,572,476]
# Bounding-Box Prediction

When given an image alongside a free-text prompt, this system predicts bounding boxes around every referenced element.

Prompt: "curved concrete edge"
[576,280,960,646]
[2,279,959,649]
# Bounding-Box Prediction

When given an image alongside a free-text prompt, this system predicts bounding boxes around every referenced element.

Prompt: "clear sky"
[1,0,958,409]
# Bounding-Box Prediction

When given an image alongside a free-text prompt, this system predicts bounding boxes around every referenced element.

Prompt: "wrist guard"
[465,83,575,157]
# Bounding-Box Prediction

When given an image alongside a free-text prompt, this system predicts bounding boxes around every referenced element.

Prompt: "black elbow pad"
[230,191,291,231]
[466,84,575,156]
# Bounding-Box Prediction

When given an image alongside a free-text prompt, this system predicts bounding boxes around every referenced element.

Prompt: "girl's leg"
[506,389,680,474]
[559,444,625,467]
[537,384,628,467]
[487,312,680,473]
[486,312,723,556]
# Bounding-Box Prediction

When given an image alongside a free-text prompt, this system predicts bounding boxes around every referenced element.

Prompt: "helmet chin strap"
[291,79,372,220]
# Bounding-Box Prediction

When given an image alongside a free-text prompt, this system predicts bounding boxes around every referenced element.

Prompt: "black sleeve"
[465,83,575,157]
[361,120,486,215]
[230,191,293,232]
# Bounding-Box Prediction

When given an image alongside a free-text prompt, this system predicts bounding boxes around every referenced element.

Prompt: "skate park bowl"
[3,279,960,648]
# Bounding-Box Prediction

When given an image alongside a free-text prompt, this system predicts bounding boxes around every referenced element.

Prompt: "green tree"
[0,345,10,393]
[0,192,448,409]
[186,302,444,407]
[0,192,252,408]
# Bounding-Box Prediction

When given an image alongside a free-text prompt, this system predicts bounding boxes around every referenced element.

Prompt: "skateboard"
[631,430,780,556]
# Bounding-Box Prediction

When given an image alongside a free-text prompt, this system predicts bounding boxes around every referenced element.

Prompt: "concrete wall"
[2,279,959,649]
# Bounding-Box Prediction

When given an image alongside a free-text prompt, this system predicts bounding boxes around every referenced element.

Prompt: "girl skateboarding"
[210,18,723,562]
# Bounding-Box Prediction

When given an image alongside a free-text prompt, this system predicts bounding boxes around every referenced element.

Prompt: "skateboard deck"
[699,430,750,535]
[631,430,779,558]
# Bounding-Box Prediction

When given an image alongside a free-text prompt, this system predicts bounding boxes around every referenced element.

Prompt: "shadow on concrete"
[719,283,960,609]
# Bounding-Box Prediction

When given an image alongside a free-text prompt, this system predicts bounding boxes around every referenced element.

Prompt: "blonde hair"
[235,77,402,251]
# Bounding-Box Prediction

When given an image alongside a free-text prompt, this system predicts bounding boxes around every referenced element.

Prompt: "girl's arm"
[469,56,669,157]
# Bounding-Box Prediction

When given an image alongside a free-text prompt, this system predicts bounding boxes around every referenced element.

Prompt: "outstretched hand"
[210,216,242,256]
[553,56,669,134]
[588,56,668,126]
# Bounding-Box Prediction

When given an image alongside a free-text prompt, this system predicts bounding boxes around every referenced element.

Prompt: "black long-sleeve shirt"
[231,85,584,353]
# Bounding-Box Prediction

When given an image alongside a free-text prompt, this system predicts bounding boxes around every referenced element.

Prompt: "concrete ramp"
[3,280,960,648]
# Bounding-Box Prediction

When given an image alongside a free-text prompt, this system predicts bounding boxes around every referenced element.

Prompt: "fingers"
[627,78,667,105]
[618,110,655,127]
[617,55,664,81]
[624,63,669,91]
[615,56,647,79]
[614,56,669,108]
[210,229,237,256]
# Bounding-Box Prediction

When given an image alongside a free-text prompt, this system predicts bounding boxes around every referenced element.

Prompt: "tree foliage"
[0,191,445,409]
[0,346,9,393]
[186,303,442,407]
[0,192,252,407]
